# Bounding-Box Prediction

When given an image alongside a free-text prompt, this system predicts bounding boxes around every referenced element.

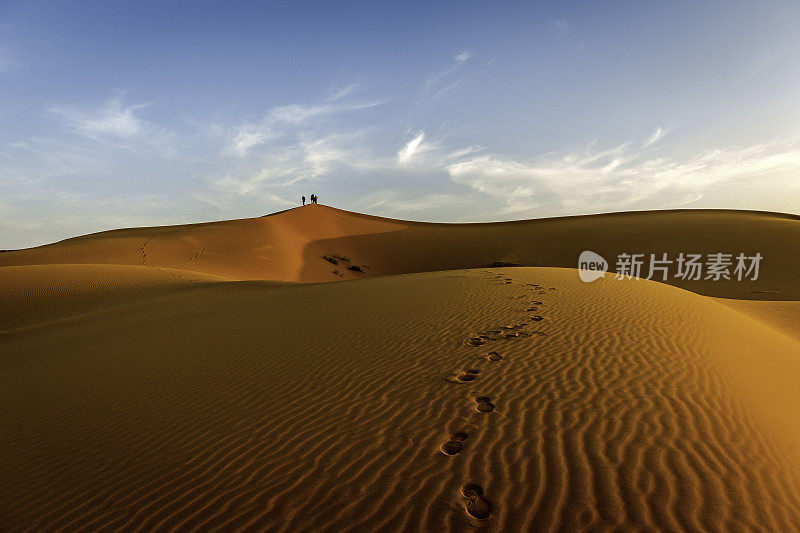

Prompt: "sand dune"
[2,205,798,298]
[2,268,800,530]
[0,264,231,333]
[2,207,800,531]
[715,298,800,342]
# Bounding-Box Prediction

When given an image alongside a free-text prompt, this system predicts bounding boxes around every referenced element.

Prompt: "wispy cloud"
[445,146,485,159]
[676,193,703,206]
[424,50,471,92]
[423,51,494,100]
[446,134,800,216]
[269,84,385,123]
[49,97,149,139]
[270,100,384,123]
[352,191,458,213]
[199,129,381,209]
[643,127,665,148]
[326,83,361,102]
[397,132,427,164]
[229,124,275,156]
[6,69,800,250]
[203,114,800,220]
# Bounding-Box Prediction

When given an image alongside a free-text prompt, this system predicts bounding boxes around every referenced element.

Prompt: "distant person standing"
[302,195,306,206]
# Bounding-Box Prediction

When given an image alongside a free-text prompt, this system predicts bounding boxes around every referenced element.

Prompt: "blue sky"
[2,1,800,248]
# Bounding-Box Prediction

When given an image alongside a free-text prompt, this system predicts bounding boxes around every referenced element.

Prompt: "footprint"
[447,370,479,383]
[486,351,503,361]
[441,432,468,456]
[530,316,544,322]
[467,337,485,347]
[531,301,543,305]
[461,484,492,519]
[474,396,495,413]
[526,307,539,312]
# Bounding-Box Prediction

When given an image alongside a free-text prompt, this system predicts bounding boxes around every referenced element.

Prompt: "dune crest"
[2,205,798,299]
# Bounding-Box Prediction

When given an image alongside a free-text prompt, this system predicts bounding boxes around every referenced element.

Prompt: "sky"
[2,1,800,248]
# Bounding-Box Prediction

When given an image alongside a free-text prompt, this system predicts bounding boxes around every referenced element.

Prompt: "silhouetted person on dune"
[302,195,306,206]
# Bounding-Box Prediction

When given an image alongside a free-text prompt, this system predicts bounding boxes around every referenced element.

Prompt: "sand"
[2,205,798,298]
[2,206,800,531]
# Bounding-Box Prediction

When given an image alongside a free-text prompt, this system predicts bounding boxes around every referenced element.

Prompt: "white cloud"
[326,83,361,102]
[230,125,274,155]
[397,132,426,163]
[423,51,494,100]
[643,127,665,148]
[425,51,471,92]
[445,146,484,159]
[270,93,385,124]
[7,69,800,250]
[199,130,381,209]
[299,133,358,177]
[676,193,703,206]
[353,191,458,213]
[446,134,800,215]
[50,97,149,139]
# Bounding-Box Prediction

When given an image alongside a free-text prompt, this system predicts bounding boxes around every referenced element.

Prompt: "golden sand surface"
[2,206,799,531]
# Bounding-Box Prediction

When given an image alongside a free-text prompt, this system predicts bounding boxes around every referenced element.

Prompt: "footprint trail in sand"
[438,271,554,521]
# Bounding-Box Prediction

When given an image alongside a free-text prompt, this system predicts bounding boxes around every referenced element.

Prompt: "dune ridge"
[2,205,798,299]
[3,268,800,530]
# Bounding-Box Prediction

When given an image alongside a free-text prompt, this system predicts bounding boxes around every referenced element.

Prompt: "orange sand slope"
[0,264,231,332]
[2,268,800,530]
[716,298,800,342]
[2,205,798,299]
